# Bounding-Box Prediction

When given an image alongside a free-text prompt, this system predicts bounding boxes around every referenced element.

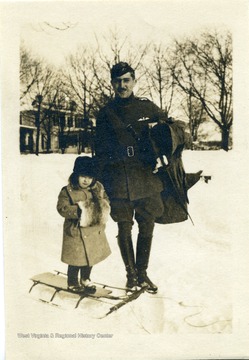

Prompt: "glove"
[153,156,168,173]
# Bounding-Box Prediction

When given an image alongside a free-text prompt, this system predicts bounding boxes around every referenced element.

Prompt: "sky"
[18,0,239,66]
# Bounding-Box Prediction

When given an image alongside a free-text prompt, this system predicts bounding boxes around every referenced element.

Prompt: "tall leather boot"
[118,235,138,289]
[136,235,158,294]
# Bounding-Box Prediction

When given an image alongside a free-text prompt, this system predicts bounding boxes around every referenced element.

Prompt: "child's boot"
[80,266,96,293]
[67,265,84,292]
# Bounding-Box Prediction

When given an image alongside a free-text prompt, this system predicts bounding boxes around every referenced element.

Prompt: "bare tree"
[20,45,66,154]
[31,69,62,155]
[181,95,207,142]
[170,30,232,150]
[93,27,150,102]
[63,46,97,119]
[20,44,42,102]
[40,80,68,153]
[142,44,176,115]
[49,94,69,154]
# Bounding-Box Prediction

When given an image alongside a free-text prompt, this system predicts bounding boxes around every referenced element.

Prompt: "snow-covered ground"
[5,149,248,359]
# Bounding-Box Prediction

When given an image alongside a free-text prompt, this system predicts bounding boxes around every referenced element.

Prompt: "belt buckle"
[127,146,134,157]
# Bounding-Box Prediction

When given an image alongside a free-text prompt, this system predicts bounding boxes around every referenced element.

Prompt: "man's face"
[111,72,136,99]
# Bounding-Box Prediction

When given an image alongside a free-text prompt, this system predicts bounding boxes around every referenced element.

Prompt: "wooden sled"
[29,271,148,316]
[29,272,117,307]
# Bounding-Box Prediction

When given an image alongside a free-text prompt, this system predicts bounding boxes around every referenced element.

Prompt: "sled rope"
[178,301,231,328]
[148,295,231,329]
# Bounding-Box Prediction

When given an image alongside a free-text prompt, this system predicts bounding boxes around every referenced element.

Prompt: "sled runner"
[29,271,148,315]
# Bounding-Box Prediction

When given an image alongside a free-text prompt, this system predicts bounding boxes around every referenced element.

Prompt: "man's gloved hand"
[153,155,168,173]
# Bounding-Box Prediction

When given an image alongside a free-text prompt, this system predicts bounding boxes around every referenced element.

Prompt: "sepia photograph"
[1,0,249,359]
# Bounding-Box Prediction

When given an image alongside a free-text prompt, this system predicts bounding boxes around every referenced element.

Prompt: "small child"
[57,156,111,292]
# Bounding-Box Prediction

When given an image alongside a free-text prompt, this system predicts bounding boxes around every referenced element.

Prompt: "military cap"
[110,62,135,79]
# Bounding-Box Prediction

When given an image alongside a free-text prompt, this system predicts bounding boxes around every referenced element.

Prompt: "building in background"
[20,108,95,155]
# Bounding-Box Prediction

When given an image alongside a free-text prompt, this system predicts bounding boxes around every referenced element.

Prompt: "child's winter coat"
[57,181,111,267]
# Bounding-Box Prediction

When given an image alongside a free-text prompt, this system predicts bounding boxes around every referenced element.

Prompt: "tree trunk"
[46,119,51,153]
[221,128,229,151]
[35,126,40,156]
[35,105,41,156]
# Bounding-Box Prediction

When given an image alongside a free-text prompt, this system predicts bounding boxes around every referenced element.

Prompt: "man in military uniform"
[95,62,167,293]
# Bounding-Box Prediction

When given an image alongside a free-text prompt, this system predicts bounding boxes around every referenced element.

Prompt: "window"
[67,115,74,128]
[75,116,84,128]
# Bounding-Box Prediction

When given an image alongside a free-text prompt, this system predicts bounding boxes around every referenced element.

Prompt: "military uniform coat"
[95,94,167,201]
[57,181,111,266]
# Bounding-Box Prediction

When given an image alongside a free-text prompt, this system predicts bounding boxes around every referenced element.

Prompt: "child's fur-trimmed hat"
[73,156,95,177]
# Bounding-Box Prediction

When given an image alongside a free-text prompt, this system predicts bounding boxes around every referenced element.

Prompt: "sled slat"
[30,272,112,298]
